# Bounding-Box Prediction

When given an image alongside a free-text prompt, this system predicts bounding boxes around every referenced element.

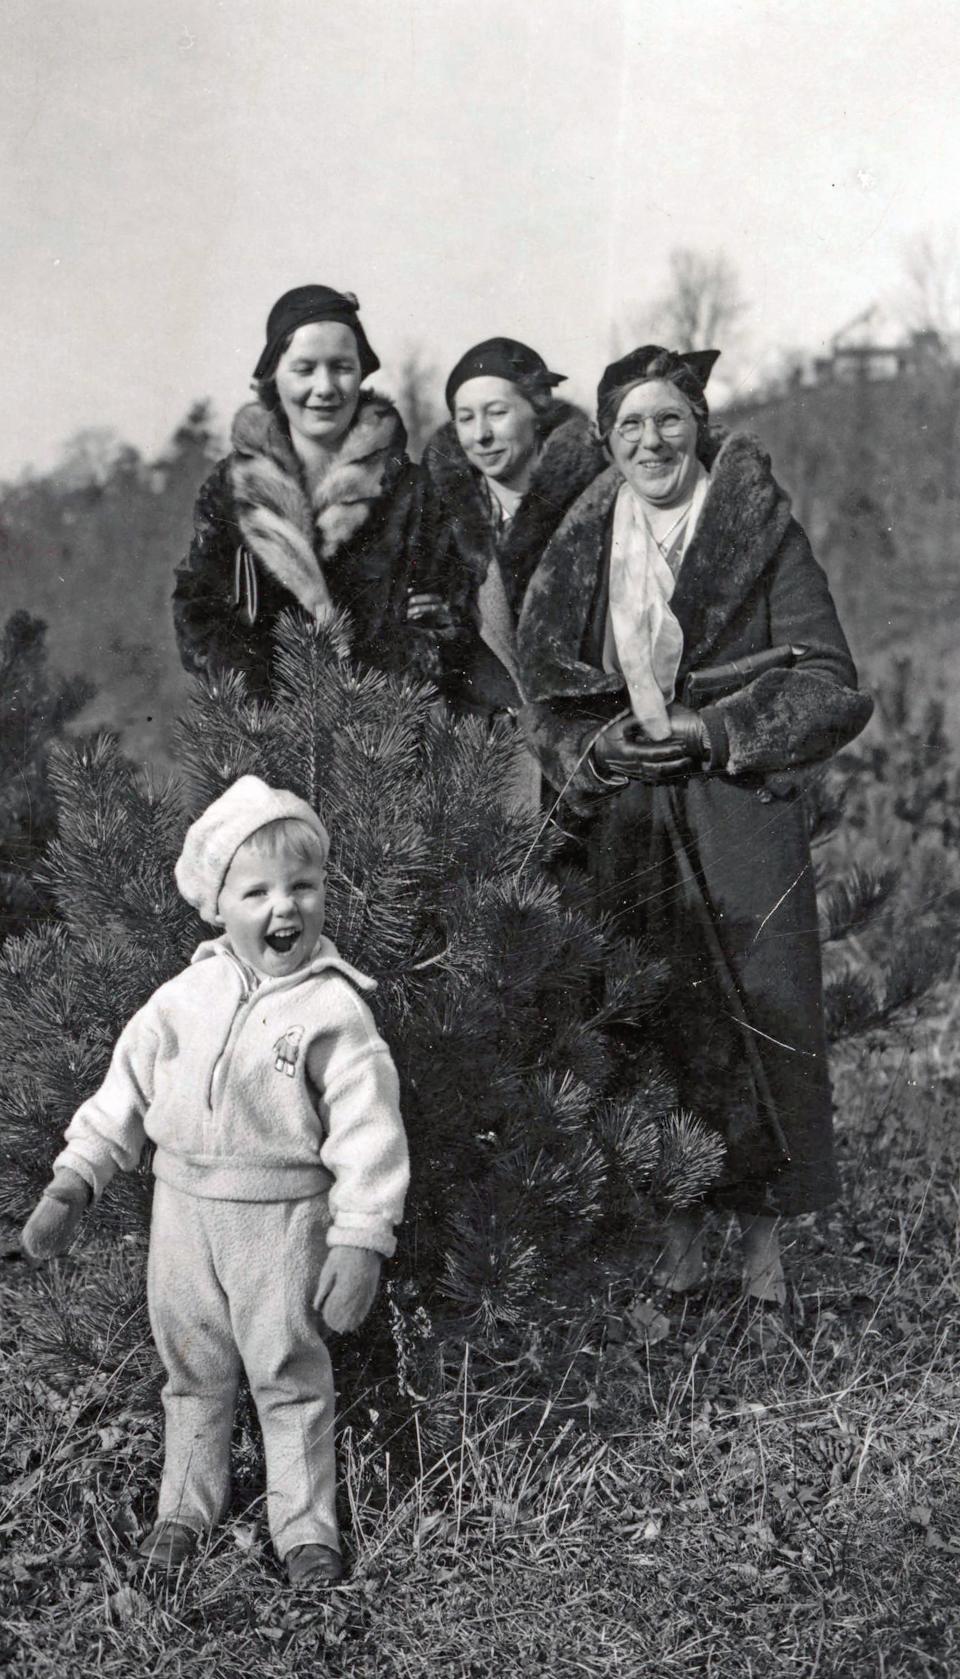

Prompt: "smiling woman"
[605,384,701,508]
[451,376,542,493]
[517,342,875,1314]
[416,337,604,806]
[172,285,437,697]
[272,321,365,454]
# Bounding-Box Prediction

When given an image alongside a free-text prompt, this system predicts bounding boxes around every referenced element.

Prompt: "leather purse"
[681,644,802,708]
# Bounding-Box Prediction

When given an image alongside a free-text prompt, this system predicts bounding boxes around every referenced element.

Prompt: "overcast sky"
[2,0,959,477]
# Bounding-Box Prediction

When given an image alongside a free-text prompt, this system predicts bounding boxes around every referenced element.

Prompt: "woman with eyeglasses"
[517,344,872,1320]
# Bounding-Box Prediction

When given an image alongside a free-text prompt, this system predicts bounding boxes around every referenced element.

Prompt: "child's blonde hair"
[236,816,329,870]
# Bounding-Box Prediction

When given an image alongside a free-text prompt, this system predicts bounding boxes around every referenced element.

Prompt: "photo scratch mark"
[752,864,810,944]
[722,1012,819,1058]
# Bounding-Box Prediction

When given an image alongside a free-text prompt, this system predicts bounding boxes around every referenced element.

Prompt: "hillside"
[725,360,960,670]
[0,407,218,764]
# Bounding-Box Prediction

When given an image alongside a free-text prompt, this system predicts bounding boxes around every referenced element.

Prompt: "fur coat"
[420,402,604,713]
[517,429,874,1214]
[173,392,436,697]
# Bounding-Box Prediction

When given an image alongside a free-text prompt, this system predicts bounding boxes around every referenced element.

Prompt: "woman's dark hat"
[445,337,566,411]
[597,345,721,417]
[253,286,380,383]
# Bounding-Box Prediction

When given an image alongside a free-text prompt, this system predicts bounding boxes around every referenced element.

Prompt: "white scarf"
[603,465,710,738]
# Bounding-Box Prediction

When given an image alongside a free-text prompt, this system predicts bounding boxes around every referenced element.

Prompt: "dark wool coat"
[516,429,874,1214]
[173,392,436,698]
[420,403,604,713]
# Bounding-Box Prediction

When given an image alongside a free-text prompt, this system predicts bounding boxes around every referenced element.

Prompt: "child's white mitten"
[313,1246,382,1334]
[20,1168,91,1260]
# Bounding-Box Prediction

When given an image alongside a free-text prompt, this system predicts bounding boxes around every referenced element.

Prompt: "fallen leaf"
[110,1505,140,1542]
[626,1299,670,1345]
[106,1585,149,1625]
[8,1467,42,1499]
[0,1560,33,1584]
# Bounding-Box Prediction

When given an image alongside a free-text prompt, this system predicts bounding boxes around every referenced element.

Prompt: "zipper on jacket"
[206,955,256,1112]
[201,944,361,1114]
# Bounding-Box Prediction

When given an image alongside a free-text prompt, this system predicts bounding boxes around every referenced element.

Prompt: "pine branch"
[823,967,884,1040]
[819,863,898,943]
[881,927,951,1017]
[591,1101,662,1185]
[595,934,673,1026]
[441,1184,544,1331]
[649,1110,728,1209]
[802,769,847,848]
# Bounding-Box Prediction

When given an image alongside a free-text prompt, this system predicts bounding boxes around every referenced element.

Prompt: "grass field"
[2,1035,958,1678]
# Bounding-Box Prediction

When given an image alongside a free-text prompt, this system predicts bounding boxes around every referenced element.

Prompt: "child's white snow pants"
[147,1180,339,1558]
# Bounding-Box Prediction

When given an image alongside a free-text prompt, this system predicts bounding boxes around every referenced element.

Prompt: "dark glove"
[20,1168,91,1261]
[592,715,697,785]
[665,702,709,763]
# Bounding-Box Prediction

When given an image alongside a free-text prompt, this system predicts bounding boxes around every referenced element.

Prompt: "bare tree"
[51,427,128,492]
[899,227,960,337]
[393,347,445,460]
[642,247,746,350]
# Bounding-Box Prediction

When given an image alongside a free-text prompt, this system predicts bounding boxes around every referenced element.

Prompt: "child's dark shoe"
[285,1543,344,1586]
[138,1519,199,1570]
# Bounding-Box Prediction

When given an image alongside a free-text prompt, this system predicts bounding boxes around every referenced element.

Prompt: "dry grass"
[2,1042,958,1678]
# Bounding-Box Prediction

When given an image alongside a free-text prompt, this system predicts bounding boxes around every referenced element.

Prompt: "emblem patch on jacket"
[273,1026,305,1077]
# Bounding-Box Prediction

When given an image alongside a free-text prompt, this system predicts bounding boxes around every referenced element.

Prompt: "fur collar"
[518,428,795,703]
[229,391,406,617]
[421,402,604,611]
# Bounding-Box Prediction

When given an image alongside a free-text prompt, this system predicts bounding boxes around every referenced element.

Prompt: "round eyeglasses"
[613,409,690,443]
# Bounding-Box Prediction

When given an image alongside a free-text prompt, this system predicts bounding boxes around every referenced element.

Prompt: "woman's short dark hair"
[514,372,560,428]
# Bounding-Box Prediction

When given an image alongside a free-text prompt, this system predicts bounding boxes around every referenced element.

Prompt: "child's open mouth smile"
[265,927,301,956]
[216,843,328,978]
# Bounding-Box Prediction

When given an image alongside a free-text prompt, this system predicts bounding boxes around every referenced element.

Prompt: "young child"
[20,776,409,1585]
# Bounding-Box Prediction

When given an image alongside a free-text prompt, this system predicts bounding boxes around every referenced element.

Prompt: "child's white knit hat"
[175,775,330,924]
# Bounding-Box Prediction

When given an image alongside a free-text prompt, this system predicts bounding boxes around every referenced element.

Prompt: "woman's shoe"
[739,1214,787,1306]
[652,1209,708,1294]
[285,1543,344,1586]
[137,1519,199,1570]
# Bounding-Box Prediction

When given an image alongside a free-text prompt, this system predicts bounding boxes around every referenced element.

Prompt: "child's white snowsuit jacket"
[54,935,408,1257]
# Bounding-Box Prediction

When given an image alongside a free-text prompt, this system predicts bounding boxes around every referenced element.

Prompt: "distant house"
[813,306,950,385]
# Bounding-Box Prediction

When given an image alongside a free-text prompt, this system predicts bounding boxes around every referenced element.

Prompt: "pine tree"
[0,611,93,944]
[808,692,957,1046]
[0,613,724,1414]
